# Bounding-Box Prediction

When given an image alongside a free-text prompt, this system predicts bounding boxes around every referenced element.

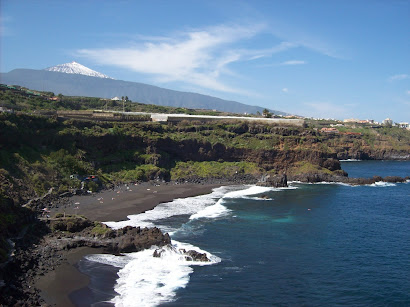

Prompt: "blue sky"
[1,0,409,122]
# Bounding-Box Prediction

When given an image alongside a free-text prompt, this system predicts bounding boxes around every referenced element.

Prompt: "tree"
[262,108,272,118]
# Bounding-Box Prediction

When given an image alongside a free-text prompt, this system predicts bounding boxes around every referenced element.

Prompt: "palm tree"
[262,108,272,118]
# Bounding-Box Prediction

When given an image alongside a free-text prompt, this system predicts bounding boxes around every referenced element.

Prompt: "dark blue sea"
[75,161,410,306]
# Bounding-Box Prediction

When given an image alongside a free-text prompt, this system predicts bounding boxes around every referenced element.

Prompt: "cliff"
[1,114,409,205]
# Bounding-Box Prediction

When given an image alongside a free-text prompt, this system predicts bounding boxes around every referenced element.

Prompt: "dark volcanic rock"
[383,176,407,183]
[184,250,209,262]
[153,246,210,262]
[323,158,341,171]
[111,226,171,253]
[257,174,288,187]
[288,171,409,186]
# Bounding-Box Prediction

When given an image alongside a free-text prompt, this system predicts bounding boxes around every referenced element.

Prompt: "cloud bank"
[76,24,296,94]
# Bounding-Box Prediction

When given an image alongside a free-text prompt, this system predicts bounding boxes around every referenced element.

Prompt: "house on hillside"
[398,122,410,130]
[383,118,393,126]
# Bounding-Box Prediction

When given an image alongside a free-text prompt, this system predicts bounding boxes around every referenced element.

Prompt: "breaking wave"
[86,241,220,307]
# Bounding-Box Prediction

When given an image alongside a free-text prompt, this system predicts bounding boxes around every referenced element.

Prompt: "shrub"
[91,222,113,236]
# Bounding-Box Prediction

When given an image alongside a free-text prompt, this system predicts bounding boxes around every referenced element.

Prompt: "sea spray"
[368,181,397,187]
[87,241,220,307]
[189,198,231,220]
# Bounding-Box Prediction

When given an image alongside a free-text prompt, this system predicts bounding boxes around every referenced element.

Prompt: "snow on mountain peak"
[44,61,113,79]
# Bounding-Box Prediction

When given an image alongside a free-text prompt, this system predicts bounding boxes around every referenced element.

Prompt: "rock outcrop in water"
[109,226,171,254]
[257,174,288,188]
[183,249,209,262]
[288,173,409,185]
[153,246,210,262]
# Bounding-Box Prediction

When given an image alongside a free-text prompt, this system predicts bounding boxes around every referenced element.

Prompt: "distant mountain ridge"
[0,68,288,115]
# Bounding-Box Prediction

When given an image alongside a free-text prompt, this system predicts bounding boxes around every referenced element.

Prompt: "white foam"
[289,181,353,187]
[243,196,273,201]
[340,159,362,162]
[368,181,397,187]
[104,186,230,230]
[85,253,131,268]
[188,185,297,220]
[314,181,353,187]
[223,185,274,198]
[189,199,231,220]
[87,241,221,307]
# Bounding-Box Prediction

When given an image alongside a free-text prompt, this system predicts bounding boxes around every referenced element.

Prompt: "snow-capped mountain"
[44,61,113,79]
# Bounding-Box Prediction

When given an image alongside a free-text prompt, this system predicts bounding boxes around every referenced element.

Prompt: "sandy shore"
[35,247,105,307]
[50,182,223,222]
[38,182,225,306]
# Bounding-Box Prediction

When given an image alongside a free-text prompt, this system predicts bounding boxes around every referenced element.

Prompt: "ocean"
[72,161,410,306]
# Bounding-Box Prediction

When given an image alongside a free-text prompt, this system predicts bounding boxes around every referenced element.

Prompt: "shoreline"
[49,182,227,222]
[37,182,227,306]
[20,173,410,306]
[35,247,105,307]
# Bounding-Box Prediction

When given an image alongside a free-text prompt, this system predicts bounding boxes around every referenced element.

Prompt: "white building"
[398,122,410,130]
[383,118,393,126]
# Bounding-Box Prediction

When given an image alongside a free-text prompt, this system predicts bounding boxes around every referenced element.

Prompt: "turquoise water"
[79,161,410,306]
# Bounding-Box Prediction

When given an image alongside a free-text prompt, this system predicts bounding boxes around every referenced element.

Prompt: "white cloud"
[389,74,409,82]
[281,60,306,65]
[76,24,296,94]
[406,90,410,95]
[282,88,289,93]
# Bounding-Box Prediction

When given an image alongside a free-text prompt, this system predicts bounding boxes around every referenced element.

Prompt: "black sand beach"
[36,182,223,306]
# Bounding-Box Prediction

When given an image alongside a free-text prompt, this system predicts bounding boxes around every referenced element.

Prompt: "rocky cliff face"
[0,219,173,306]
[336,148,410,160]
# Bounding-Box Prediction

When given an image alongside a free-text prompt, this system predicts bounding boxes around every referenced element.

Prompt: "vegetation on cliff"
[1,87,409,263]
[1,84,235,116]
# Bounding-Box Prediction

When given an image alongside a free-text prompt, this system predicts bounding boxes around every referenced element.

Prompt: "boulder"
[257,174,287,188]
[111,227,171,253]
[184,250,209,262]
[153,246,210,262]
